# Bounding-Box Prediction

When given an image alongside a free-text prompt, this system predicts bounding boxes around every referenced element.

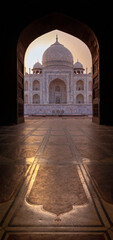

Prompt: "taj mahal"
[24,36,92,116]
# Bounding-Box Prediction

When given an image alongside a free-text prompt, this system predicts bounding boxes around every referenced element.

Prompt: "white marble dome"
[33,62,42,69]
[42,37,73,67]
[73,61,84,69]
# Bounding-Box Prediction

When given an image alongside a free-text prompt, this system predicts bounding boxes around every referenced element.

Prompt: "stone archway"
[49,79,67,104]
[17,13,100,124]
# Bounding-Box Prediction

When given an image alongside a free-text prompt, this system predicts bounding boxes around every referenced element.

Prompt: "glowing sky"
[24,29,92,73]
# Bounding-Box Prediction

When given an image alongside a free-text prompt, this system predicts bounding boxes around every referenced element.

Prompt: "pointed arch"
[33,94,40,104]
[33,80,40,90]
[89,94,92,103]
[76,94,84,103]
[89,81,92,91]
[76,80,84,90]
[25,81,28,90]
[49,78,67,104]
[17,12,100,123]
[24,94,28,103]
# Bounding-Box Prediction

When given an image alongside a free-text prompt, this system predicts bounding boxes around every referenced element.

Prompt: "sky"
[24,29,92,74]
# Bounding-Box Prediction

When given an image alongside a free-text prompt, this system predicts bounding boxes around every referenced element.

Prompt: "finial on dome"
[56,35,58,42]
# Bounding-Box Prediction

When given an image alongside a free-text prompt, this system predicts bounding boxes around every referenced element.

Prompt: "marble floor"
[0,116,113,240]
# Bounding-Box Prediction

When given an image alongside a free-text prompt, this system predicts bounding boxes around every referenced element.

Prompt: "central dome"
[42,36,73,67]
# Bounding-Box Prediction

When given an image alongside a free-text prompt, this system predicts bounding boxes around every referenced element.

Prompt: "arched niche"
[49,79,67,104]
[24,81,28,91]
[33,80,40,91]
[76,80,84,91]
[76,94,84,104]
[33,94,40,104]
[89,81,92,91]
[89,95,92,103]
[24,94,28,104]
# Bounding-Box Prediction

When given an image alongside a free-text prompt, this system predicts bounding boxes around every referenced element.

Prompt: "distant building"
[24,36,92,115]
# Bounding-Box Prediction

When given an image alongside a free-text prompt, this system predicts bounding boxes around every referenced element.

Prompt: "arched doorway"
[49,79,67,104]
[76,80,84,91]
[76,94,84,104]
[33,80,40,91]
[17,13,99,123]
[33,94,40,104]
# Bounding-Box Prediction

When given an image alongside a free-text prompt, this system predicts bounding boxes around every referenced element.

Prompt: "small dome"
[73,61,84,69]
[33,62,42,69]
[42,36,73,67]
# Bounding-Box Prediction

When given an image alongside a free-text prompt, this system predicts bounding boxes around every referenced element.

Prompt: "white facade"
[24,37,92,115]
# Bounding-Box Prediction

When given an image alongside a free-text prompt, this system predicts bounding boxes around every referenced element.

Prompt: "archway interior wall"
[17,12,99,122]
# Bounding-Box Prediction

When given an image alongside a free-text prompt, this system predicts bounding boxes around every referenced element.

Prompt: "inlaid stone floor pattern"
[0,117,113,240]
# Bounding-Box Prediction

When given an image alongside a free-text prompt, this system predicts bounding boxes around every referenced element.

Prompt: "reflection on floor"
[0,116,113,240]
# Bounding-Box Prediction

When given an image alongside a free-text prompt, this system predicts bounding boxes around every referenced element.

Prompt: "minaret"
[56,35,58,43]
[86,67,88,74]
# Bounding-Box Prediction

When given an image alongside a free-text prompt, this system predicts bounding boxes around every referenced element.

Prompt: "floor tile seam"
[32,128,49,130]
[77,165,93,203]
[21,143,41,146]
[13,120,47,140]
[0,160,31,165]
[78,165,105,227]
[0,140,42,161]
[25,164,40,202]
[37,162,80,165]
[8,161,97,225]
[77,128,113,156]
[64,128,83,161]
[31,134,48,136]
[2,160,38,228]
[2,227,109,233]
[4,228,108,235]
[0,155,21,163]
[69,142,94,145]
[35,156,80,163]
[35,156,76,162]
[23,121,46,128]
[0,161,36,226]
[77,127,112,135]
[49,134,66,136]
[82,164,113,227]
[0,128,45,150]
[0,155,37,164]
[35,128,52,157]
[46,143,69,146]
[0,125,42,133]
[1,231,110,240]
[15,123,46,142]
[2,229,109,232]
[84,164,113,221]
[9,128,52,158]
[82,159,113,165]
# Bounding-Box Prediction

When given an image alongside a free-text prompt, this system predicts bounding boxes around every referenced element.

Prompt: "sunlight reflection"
[82,158,91,162]
[25,157,35,164]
